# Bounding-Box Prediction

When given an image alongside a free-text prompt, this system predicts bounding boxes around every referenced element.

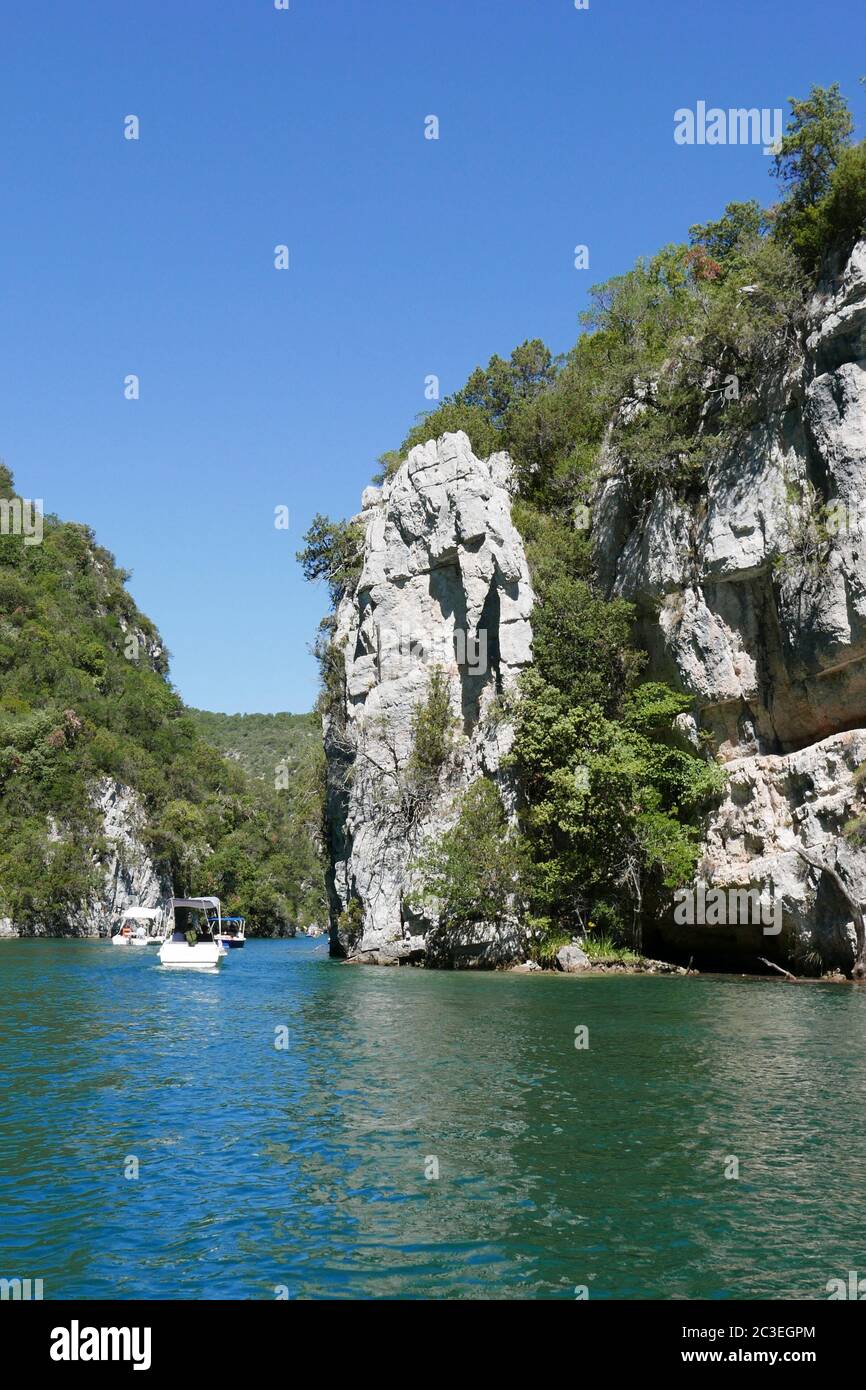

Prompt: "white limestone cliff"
[324,432,534,962]
[74,779,170,936]
[325,242,866,973]
[595,240,866,969]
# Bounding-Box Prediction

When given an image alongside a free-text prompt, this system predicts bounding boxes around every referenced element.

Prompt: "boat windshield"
[171,905,216,944]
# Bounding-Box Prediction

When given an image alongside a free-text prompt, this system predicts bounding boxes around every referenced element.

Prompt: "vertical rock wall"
[324,432,534,962]
[594,241,866,968]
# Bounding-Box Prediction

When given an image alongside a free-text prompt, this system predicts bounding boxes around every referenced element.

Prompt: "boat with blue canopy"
[214,915,246,949]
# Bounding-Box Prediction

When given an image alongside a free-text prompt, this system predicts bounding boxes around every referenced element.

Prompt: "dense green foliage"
[297,514,364,607]
[187,708,318,783]
[770,83,861,270]
[0,467,324,934]
[408,667,457,780]
[186,707,327,932]
[508,675,724,948]
[410,779,526,932]
[301,83,866,958]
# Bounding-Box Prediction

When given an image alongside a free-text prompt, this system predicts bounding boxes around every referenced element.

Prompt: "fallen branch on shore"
[758,956,797,980]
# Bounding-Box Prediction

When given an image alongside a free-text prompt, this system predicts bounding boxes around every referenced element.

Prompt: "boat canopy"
[171,897,221,911]
[122,907,161,921]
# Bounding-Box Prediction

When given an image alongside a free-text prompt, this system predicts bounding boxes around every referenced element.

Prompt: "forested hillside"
[187,709,318,783]
[189,708,325,931]
[0,469,325,935]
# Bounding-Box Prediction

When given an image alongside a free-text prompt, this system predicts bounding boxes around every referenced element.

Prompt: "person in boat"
[172,903,214,945]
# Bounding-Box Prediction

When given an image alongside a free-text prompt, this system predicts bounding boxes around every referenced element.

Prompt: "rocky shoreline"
[342,947,854,983]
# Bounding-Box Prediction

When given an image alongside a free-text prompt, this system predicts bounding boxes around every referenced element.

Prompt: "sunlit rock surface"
[595,240,866,966]
[324,432,534,961]
[325,244,866,971]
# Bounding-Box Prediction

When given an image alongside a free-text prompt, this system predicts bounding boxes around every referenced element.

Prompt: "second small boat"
[111,906,162,946]
[215,915,246,949]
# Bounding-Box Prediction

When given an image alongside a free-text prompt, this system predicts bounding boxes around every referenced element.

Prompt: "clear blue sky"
[0,0,861,713]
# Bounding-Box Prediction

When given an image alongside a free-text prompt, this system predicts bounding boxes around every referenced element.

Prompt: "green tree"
[409,666,457,779]
[399,400,502,465]
[772,83,854,212]
[689,200,768,264]
[411,778,526,930]
[296,515,364,606]
[509,673,724,946]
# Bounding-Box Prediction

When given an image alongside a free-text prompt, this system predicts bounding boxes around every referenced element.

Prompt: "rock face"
[325,242,866,973]
[677,731,866,969]
[74,780,170,937]
[324,432,534,962]
[6,779,170,937]
[595,240,866,969]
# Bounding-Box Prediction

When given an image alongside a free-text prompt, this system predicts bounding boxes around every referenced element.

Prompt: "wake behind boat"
[158,897,228,969]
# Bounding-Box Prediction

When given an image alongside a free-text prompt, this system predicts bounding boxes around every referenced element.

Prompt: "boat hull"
[218,938,245,949]
[158,942,224,968]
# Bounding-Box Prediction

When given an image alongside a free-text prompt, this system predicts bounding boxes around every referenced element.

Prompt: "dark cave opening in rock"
[427,561,501,732]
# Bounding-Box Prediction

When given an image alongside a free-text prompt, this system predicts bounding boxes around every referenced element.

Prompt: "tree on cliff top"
[772,84,854,212]
[770,84,865,271]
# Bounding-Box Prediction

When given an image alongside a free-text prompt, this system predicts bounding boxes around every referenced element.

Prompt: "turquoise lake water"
[1,937,864,1299]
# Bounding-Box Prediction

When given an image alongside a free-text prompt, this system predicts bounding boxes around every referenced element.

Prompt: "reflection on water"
[1,938,864,1299]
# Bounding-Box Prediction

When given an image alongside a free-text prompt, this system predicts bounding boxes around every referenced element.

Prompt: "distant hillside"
[187,709,318,783]
[0,464,326,935]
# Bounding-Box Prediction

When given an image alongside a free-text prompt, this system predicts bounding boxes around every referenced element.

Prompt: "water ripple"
[1,940,864,1298]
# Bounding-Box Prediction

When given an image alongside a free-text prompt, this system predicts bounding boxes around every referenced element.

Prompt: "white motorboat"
[216,915,246,949]
[158,897,227,968]
[111,906,162,946]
